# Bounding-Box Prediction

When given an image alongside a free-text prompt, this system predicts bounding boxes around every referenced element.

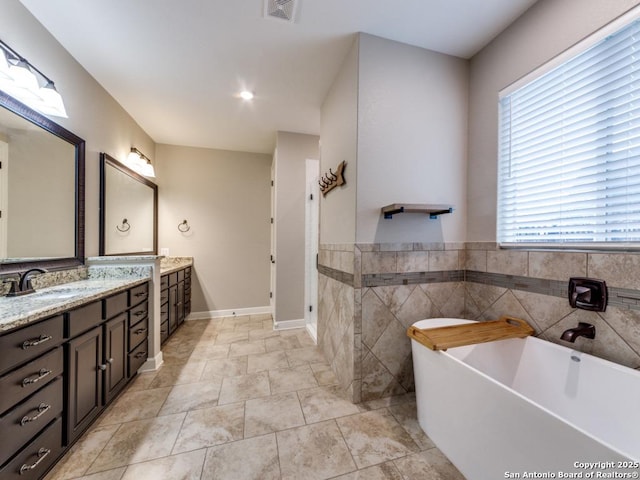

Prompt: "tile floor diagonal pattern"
[44,315,465,480]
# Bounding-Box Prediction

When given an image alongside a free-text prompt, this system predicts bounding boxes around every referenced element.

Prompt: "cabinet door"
[66,326,103,444]
[177,280,185,325]
[104,313,127,404]
[169,285,178,334]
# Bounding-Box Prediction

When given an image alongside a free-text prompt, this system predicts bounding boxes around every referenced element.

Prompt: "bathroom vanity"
[160,265,192,344]
[0,278,150,479]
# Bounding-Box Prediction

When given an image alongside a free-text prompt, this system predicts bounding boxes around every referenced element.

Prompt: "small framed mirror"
[99,153,157,256]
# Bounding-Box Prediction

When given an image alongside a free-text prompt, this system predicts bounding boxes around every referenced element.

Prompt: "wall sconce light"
[0,39,67,118]
[127,147,156,178]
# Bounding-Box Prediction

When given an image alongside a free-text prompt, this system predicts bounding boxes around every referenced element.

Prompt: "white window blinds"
[497,18,640,246]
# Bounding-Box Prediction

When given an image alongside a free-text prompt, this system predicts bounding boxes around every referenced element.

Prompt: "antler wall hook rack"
[319,160,346,196]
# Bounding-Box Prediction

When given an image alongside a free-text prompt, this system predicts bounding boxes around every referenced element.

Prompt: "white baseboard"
[188,305,272,320]
[306,323,318,343]
[273,318,305,330]
[139,351,164,372]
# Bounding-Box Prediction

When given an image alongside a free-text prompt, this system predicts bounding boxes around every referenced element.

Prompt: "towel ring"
[178,220,190,233]
[116,219,130,232]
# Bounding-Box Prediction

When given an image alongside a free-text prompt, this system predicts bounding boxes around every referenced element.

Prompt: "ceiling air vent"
[264,0,297,23]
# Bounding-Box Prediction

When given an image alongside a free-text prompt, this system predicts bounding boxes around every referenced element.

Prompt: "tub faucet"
[560,322,595,342]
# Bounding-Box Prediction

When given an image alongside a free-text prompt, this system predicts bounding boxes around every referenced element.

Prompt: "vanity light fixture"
[0,39,68,118]
[127,147,156,178]
[239,90,254,100]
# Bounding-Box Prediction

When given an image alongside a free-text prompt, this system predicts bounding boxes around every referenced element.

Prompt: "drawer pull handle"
[20,447,51,474]
[134,292,146,297]
[134,327,147,335]
[22,335,53,350]
[134,351,147,359]
[133,310,145,317]
[20,403,51,426]
[22,369,52,387]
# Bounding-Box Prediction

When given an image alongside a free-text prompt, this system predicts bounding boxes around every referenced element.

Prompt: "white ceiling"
[20,0,537,154]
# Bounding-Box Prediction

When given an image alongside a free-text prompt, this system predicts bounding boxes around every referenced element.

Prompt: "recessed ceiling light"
[239,90,254,100]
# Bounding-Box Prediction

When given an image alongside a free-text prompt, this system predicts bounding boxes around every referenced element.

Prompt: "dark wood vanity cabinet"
[0,315,65,479]
[66,324,103,443]
[0,281,150,479]
[160,266,191,344]
[66,284,149,444]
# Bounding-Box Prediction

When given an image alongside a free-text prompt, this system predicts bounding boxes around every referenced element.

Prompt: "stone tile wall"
[319,241,640,404]
[465,243,640,369]
[319,243,467,403]
[318,244,358,401]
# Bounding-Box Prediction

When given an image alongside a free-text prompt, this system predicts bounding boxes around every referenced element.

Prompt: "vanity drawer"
[160,302,169,323]
[129,283,148,307]
[128,340,148,377]
[160,321,169,344]
[103,291,128,320]
[66,301,102,338]
[184,267,191,278]
[129,301,148,327]
[160,288,169,305]
[129,317,148,352]
[177,269,185,283]
[160,275,169,290]
[0,376,63,466]
[0,316,63,375]
[0,416,63,480]
[0,347,63,415]
[168,272,178,286]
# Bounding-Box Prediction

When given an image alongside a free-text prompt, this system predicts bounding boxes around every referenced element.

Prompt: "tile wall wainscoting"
[318,243,640,403]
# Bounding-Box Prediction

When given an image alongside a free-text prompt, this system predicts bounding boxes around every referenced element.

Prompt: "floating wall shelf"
[381,203,453,219]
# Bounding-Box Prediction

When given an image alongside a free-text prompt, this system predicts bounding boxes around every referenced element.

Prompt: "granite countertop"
[160,257,193,274]
[0,276,149,333]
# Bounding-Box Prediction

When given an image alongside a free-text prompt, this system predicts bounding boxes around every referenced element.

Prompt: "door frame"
[304,159,319,342]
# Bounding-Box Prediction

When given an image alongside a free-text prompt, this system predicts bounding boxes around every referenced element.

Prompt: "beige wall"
[273,131,320,323]
[156,144,271,314]
[467,0,640,241]
[319,37,359,245]
[2,0,155,259]
[356,34,468,243]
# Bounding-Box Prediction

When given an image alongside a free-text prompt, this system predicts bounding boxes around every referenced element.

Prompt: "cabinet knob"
[107,358,114,364]
[97,364,107,371]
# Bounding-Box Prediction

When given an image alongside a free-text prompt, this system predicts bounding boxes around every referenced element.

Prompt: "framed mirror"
[99,153,157,256]
[0,91,85,274]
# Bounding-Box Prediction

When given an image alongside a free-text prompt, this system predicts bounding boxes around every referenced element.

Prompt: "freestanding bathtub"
[411,318,640,479]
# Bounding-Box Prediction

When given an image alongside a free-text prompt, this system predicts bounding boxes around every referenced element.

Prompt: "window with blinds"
[497,16,640,247]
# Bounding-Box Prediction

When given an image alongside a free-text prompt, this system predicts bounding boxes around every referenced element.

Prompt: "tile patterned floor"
[45,315,465,480]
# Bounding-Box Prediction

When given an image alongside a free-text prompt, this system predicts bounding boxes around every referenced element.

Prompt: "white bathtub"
[411,318,640,479]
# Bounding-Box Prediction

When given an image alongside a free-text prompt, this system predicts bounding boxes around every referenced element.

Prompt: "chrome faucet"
[560,322,595,342]
[4,268,47,296]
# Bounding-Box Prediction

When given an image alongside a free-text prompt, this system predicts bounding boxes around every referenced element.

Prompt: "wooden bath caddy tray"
[407,316,535,351]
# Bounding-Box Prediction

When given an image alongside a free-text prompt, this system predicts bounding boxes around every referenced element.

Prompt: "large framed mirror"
[0,91,85,274]
[99,153,157,256]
